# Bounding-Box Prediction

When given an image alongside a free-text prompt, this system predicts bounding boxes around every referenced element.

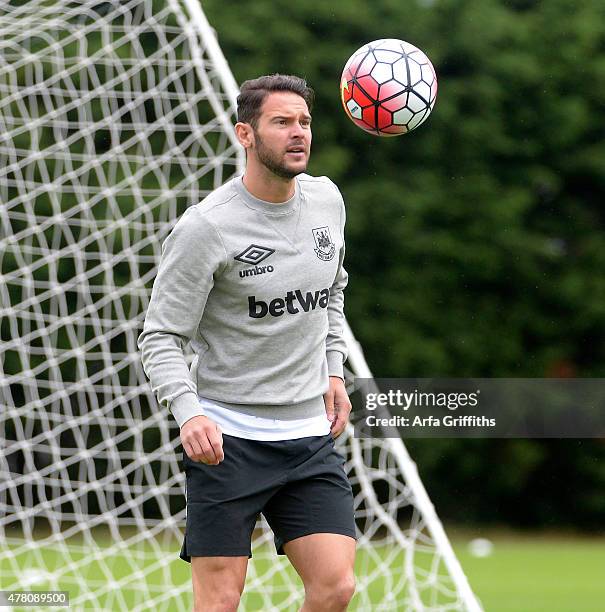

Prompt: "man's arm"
[325,184,349,377]
[324,191,351,437]
[138,207,225,463]
[325,248,348,380]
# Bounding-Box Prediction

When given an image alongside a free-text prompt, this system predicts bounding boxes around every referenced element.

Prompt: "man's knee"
[332,573,356,607]
[306,571,356,610]
[193,587,241,612]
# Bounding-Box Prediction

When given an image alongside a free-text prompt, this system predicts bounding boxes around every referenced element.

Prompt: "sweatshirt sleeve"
[138,206,226,428]
[326,188,348,380]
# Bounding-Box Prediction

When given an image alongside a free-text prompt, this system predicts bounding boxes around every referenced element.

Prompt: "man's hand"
[180,415,224,464]
[324,376,352,438]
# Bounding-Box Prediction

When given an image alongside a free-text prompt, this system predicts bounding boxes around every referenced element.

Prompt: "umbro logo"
[234,244,275,265]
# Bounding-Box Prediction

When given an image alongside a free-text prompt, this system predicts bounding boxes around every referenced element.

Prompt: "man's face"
[251,91,312,179]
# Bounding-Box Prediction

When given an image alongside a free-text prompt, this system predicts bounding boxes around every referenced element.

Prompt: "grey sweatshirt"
[138,174,348,428]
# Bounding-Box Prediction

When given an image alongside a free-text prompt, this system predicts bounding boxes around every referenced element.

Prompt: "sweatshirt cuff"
[170,392,205,429]
[326,350,345,380]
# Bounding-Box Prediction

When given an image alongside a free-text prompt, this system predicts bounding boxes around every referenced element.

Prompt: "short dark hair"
[237,74,314,128]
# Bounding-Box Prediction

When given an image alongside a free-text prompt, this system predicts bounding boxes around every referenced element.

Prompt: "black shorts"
[180,433,356,561]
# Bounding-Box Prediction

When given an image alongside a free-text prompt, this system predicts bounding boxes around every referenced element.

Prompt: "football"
[340,38,438,136]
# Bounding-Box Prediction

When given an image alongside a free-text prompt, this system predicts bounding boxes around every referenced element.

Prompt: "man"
[138,74,356,612]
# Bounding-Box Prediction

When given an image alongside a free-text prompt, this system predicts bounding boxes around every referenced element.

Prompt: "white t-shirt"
[199,397,331,441]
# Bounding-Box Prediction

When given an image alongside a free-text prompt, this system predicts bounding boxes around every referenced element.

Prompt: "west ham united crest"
[312,226,336,261]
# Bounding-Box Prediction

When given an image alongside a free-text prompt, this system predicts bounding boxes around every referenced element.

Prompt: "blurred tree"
[208,0,605,528]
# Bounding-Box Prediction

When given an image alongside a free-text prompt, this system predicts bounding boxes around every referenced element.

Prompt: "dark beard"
[254,131,306,179]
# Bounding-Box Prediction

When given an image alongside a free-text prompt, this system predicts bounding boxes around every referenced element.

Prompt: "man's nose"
[290,122,306,138]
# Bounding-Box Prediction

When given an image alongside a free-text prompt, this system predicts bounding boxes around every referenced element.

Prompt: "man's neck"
[242,167,296,203]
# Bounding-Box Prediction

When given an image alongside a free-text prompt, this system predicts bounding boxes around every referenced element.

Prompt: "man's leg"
[284,533,356,612]
[191,556,248,612]
[183,435,277,610]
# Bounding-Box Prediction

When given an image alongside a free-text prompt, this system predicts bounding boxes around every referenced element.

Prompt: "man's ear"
[235,122,254,149]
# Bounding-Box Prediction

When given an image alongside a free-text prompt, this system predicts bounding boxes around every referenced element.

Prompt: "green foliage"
[203,0,605,528]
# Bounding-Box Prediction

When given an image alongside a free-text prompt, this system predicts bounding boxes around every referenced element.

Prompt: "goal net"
[0,1,481,610]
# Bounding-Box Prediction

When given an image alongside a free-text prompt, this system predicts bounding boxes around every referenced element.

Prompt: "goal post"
[344,320,481,611]
[0,1,482,610]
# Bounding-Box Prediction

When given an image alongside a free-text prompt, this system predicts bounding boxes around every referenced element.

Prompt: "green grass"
[2,533,604,611]
[454,534,605,612]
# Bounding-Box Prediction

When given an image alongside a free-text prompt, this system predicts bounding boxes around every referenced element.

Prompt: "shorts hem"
[180,548,252,563]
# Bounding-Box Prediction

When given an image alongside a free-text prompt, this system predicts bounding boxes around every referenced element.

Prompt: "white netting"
[0,1,480,610]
